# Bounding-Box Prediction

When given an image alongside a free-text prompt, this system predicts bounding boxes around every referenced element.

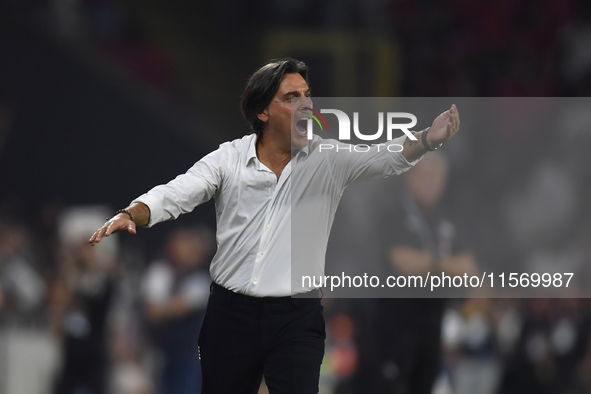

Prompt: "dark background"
[1,0,591,393]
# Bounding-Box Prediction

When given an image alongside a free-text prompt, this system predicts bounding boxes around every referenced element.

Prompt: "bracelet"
[421,127,442,151]
[115,209,135,222]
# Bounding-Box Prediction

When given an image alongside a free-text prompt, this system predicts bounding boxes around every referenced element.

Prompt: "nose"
[302,95,313,109]
[293,98,313,114]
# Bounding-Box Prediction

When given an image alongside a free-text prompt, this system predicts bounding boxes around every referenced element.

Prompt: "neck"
[256,133,292,178]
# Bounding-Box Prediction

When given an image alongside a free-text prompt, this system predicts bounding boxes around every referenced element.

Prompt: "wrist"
[115,208,135,222]
[422,127,442,151]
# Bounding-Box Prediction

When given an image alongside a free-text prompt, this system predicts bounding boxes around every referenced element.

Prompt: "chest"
[218,161,291,215]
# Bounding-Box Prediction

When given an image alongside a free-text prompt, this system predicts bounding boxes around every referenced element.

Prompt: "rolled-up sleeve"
[132,146,227,227]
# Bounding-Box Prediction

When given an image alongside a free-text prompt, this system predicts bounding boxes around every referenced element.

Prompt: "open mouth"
[295,116,310,136]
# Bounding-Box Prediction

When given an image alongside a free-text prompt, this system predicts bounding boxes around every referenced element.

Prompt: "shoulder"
[219,133,254,148]
[215,134,255,157]
[200,134,253,162]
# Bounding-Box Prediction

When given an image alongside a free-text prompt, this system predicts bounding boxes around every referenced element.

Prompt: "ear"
[256,108,269,123]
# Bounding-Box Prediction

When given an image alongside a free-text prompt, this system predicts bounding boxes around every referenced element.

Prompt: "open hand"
[427,104,460,147]
[88,214,136,246]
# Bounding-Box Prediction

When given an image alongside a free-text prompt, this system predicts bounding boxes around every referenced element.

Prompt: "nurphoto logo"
[303,108,418,142]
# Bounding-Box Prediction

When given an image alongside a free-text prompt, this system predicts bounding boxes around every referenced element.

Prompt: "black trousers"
[198,283,326,394]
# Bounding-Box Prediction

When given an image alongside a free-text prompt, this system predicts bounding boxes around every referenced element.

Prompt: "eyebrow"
[283,89,311,97]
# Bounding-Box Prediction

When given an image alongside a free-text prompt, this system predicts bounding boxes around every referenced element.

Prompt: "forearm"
[402,130,429,162]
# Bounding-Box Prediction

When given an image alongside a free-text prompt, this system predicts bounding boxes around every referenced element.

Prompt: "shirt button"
[260,252,264,255]
[266,223,270,228]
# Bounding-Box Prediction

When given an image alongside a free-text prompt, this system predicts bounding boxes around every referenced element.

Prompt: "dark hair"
[240,58,309,138]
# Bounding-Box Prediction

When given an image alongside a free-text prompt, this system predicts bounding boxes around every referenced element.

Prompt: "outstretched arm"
[88,202,150,246]
[88,141,229,247]
[402,104,460,162]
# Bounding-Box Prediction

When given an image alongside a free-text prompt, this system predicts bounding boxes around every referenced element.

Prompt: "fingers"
[105,222,116,237]
[89,224,108,246]
[451,103,459,119]
[88,218,137,246]
[450,104,460,133]
[88,231,97,245]
[442,105,459,140]
[429,105,460,144]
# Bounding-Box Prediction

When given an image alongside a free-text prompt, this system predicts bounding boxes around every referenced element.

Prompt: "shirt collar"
[297,144,310,157]
[245,134,258,166]
[244,134,309,166]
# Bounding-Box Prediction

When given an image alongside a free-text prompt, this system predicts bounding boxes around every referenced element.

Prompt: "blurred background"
[1,0,591,393]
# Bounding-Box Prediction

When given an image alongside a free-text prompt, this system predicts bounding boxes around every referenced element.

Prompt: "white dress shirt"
[133,133,420,297]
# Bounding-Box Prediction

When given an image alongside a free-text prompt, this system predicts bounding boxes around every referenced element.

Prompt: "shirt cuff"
[131,194,161,228]
[389,135,424,173]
